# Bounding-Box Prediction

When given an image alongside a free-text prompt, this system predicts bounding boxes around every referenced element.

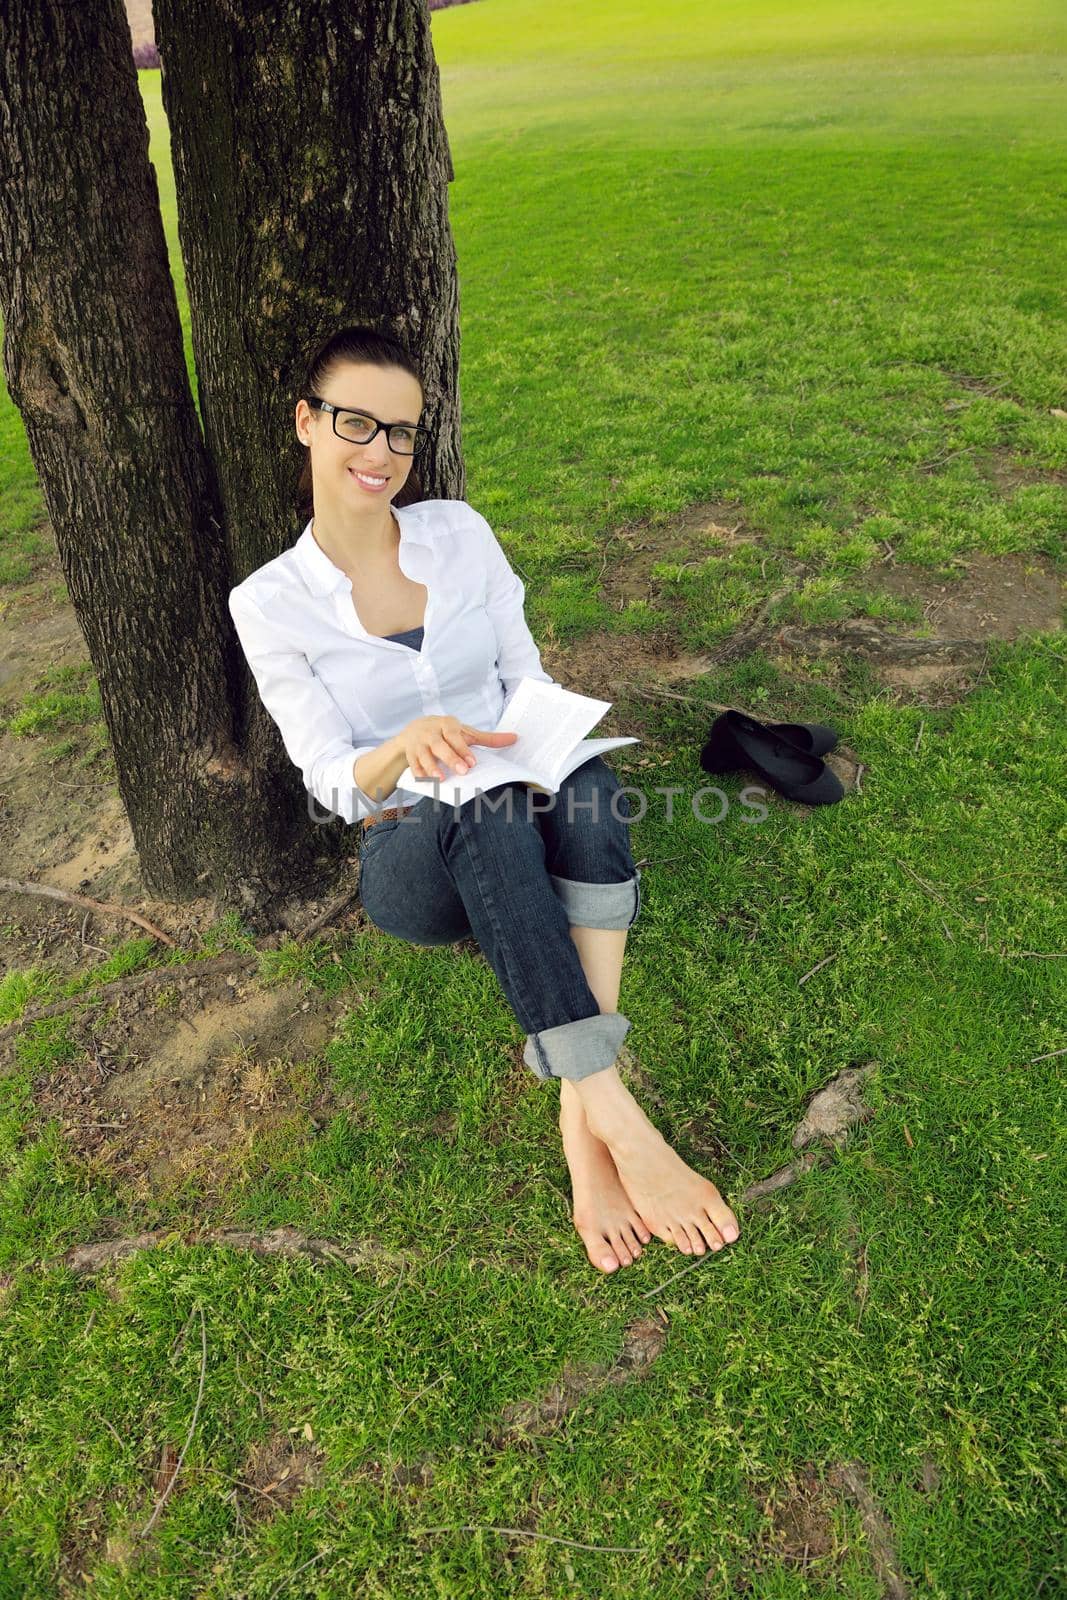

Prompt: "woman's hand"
[401,715,518,781]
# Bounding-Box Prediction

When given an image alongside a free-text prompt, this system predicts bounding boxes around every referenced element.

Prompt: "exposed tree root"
[56,1224,407,1278]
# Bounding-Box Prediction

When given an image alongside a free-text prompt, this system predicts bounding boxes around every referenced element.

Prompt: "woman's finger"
[415,745,444,780]
[433,736,473,773]
[445,731,477,765]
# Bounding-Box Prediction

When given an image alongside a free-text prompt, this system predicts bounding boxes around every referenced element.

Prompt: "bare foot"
[559,1081,653,1273]
[572,1068,740,1257]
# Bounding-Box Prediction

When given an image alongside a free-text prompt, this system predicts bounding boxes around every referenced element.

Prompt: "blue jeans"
[356,756,642,1083]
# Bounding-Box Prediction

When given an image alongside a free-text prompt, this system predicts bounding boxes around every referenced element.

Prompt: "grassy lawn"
[1,1,1064,1595]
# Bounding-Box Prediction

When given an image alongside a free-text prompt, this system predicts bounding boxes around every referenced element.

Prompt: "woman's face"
[296,360,425,511]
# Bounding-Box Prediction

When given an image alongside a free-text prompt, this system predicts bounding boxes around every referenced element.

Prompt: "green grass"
[0,1,1064,1595]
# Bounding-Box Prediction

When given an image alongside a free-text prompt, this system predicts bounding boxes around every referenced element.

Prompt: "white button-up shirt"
[228,498,558,825]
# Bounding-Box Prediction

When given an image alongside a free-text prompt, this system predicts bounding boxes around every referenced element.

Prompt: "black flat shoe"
[700,709,844,806]
[700,710,839,774]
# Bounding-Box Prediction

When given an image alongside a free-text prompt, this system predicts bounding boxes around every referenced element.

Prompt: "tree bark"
[150,0,463,910]
[0,0,257,907]
[0,0,462,927]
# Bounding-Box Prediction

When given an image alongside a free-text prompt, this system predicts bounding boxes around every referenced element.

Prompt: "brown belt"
[361,803,416,833]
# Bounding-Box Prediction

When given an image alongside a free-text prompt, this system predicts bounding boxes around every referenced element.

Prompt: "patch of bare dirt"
[236,1428,325,1522]
[740,1463,840,1585]
[0,556,223,968]
[739,1458,914,1598]
[863,551,1063,641]
[772,551,1062,705]
[978,445,1067,496]
[547,505,1061,715]
[58,1486,131,1590]
[32,973,353,1193]
[597,499,756,605]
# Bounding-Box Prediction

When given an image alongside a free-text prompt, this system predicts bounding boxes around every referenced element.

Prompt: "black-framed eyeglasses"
[305,396,430,456]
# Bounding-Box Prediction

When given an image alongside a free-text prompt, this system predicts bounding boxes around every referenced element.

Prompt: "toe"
[706,1198,739,1243]
[609,1231,634,1266]
[576,1222,619,1272]
[683,1224,707,1255]
[699,1213,725,1250]
[624,1223,645,1255]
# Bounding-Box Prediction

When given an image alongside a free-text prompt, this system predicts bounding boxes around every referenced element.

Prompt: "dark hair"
[295,325,426,523]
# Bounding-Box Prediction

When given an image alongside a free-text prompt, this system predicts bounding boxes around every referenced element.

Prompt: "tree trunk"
[0,0,462,928]
[150,0,463,882]
[0,0,257,909]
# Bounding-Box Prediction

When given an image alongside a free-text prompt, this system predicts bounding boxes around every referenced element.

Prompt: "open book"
[394,676,639,806]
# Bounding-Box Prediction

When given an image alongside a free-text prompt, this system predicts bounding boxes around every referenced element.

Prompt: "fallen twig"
[1028,1046,1067,1064]
[291,885,362,941]
[138,1303,207,1539]
[913,719,925,753]
[798,953,836,986]
[0,876,175,947]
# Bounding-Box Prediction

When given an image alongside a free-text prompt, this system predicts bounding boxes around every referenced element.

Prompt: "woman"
[229,325,740,1274]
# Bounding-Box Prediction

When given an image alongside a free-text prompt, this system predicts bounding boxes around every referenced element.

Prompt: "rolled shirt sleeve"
[468,507,558,712]
[227,587,400,825]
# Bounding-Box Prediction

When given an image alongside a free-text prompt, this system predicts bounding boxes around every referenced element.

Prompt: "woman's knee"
[555,758,634,824]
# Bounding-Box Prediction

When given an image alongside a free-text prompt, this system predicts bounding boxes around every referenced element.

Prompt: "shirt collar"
[293,501,430,598]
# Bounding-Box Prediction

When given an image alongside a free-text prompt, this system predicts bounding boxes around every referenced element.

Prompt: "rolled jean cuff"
[523,1011,631,1083]
[548,868,642,930]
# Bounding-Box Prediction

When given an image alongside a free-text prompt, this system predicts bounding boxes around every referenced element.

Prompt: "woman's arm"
[228,587,403,824]
[353,734,409,810]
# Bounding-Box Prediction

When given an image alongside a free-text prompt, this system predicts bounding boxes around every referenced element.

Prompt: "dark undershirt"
[382,624,425,651]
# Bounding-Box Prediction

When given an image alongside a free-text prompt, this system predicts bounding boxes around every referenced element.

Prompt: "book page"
[394,678,622,804]
[494,678,612,780]
[395,749,539,805]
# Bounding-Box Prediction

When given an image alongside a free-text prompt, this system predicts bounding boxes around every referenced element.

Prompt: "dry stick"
[798,953,836,986]
[1029,1045,1067,1064]
[138,1303,207,1539]
[385,1370,448,1456]
[266,1549,330,1600]
[412,1526,644,1555]
[913,719,925,752]
[895,859,959,916]
[0,876,175,947]
[295,884,362,941]
[622,681,722,710]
